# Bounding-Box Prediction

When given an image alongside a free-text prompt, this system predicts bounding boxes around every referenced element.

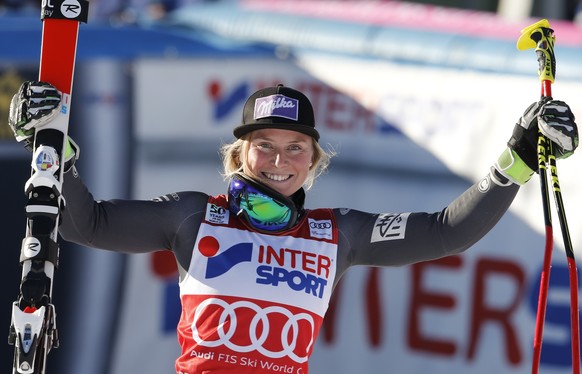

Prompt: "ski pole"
[517,19,556,374]
[549,134,581,374]
[517,19,581,374]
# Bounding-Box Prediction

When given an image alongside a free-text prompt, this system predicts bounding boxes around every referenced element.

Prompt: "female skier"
[9,81,578,373]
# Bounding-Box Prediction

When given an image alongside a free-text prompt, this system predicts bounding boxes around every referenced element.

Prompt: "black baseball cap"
[233,84,320,141]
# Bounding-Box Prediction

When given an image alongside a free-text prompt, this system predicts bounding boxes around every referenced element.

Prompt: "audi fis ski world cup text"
[188,349,303,373]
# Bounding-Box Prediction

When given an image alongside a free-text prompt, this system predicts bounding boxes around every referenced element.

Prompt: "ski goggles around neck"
[228,175,298,233]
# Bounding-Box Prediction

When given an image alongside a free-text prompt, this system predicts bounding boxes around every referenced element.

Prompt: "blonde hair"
[220,134,334,191]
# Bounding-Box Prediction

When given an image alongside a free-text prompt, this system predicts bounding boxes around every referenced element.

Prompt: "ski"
[8,1,89,373]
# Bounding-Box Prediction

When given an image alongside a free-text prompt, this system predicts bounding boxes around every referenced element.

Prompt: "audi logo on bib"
[192,298,315,363]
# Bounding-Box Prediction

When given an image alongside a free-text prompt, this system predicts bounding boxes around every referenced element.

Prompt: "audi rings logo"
[308,218,332,240]
[309,221,331,230]
[191,298,315,363]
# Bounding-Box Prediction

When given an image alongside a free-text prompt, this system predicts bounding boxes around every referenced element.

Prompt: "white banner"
[133,57,445,174]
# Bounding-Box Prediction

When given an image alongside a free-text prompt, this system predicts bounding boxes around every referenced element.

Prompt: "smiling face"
[241,128,315,197]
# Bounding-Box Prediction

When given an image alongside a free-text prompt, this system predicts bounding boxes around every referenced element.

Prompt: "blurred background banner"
[1,1,582,373]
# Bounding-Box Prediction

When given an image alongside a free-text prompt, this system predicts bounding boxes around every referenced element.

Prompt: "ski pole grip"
[517,19,556,98]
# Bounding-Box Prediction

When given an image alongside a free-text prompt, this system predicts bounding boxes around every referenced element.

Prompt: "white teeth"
[264,173,290,182]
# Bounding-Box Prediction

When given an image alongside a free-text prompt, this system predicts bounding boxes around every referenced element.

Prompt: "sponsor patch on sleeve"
[308,218,333,240]
[370,213,410,242]
[205,203,230,225]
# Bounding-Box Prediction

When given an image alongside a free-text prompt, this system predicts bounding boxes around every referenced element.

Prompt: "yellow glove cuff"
[64,138,75,160]
[63,137,80,172]
[495,148,535,185]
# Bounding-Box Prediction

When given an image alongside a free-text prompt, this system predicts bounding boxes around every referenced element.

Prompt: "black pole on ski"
[8,1,88,373]
[517,19,581,374]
